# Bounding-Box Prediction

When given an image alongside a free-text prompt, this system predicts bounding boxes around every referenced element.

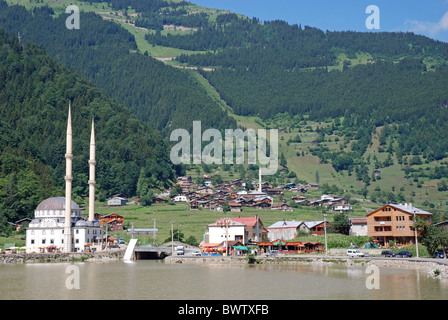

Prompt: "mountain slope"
[0,0,236,135]
[0,29,180,232]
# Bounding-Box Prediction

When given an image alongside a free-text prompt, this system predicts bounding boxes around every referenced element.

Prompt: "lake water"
[1,260,448,300]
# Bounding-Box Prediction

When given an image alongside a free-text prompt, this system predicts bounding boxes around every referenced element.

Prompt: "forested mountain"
[0,0,236,135]
[0,29,180,232]
[146,8,448,173]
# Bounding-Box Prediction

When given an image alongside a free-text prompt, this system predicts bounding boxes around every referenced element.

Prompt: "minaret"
[88,119,96,222]
[64,103,73,253]
[258,167,262,192]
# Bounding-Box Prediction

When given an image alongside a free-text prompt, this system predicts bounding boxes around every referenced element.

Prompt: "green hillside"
[2,0,448,233]
[0,29,179,232]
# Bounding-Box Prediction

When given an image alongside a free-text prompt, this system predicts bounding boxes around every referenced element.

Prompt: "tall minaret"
[88,119,96,222]
[258,166,262,192]
[64,103,73,253]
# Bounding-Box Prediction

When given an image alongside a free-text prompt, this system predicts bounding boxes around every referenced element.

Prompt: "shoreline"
[164,254,448,280]
[3,250,448,280]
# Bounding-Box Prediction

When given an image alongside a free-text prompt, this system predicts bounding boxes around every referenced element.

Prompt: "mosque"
[26,104,104,253]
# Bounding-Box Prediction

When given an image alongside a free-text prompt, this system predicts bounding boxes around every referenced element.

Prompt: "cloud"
[403,11,448,37]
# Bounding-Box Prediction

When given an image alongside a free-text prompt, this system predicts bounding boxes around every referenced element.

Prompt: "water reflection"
[0,261,447,300]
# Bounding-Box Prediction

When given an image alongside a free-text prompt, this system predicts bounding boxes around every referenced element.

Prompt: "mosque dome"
[36,197,80,211]
[75,220,88,227]
[34,197,81,219]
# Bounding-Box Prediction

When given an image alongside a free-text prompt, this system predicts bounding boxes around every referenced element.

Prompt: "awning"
[233,245,248,250]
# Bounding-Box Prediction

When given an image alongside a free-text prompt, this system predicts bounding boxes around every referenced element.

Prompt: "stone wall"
[0,249,125,264]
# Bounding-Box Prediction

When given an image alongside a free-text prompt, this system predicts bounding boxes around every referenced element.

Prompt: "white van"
[346,249,368,257]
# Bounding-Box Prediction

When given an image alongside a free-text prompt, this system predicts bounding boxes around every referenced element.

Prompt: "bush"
[295,233,372,249]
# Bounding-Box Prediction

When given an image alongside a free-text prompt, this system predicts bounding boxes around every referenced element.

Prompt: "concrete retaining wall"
[0,249,125,264]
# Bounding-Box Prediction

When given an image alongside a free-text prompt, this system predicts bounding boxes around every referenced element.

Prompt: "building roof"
[267,220,303,229]
[302,221,324,228]
[388,203,432,215]
[350,218,367,224]
[366,203,432,216]
[208,218,246,227]
[232,216,262,227]
[36,197,80,211]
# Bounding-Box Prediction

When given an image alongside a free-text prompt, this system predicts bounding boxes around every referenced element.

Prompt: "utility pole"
[153,218,157,246]
[413,211,419,258]
[323,213,328,256]
[170,221,175,254]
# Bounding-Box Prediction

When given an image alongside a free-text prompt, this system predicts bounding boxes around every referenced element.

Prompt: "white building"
[349,218,368,236]
[266,220,305,241]
[172,195,187,202]
[108,197,127,206]
[26,105,103,253]
[205,218,247,244]
[26,197,103,252]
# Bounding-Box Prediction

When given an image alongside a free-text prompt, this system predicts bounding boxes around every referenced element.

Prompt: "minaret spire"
[258,166,262,192]
[88,118,96,222]
[64,102,73,252]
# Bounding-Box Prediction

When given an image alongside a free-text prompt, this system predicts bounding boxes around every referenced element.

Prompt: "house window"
[31,239,35,244]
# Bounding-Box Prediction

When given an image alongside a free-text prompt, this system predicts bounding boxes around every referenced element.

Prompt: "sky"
[191,0,448,43]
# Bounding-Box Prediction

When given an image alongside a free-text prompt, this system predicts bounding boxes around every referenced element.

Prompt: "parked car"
[347,249,368,257]
[433,251,446,259]
[191,251,202,256]
[396,251,412,258]
[381,250,396,257]
[264,250,278,257]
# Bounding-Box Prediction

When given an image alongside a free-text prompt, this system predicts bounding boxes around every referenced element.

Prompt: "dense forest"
[144,11,448,173]
[0,1,236,135]
[0,29,181,233]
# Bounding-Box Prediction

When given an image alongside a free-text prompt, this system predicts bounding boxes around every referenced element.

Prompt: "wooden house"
[99,214,124,231]
[189,199,199,210]
[366,203,432,247]
[229,201,242,212]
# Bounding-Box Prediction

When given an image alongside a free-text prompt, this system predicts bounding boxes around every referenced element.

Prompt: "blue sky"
[192,0,448,43]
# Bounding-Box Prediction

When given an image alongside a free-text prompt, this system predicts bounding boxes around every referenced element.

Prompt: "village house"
[229,201,242,212]
[302,221,332,235]
[265,188,283,196]
[349,218,368,236]
[331,203,353,212]
[107,196,127,207]
[189,199,199,210]
[232,215,267,243]
[152,197,168,204]
[177,176,193,193]
[204,218,247,244]
[366,203,432,247]
[266,220,305,241]
[99,213,124,231]
[171,194,188,202]
[271,203,293,211]
[197,186,214,195]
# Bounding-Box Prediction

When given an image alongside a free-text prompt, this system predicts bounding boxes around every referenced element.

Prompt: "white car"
[191,251,202,256]
[346,249,368,257]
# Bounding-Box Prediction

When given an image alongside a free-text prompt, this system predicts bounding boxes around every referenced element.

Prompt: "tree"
[332,212,350,235]
[414,217,448,255]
